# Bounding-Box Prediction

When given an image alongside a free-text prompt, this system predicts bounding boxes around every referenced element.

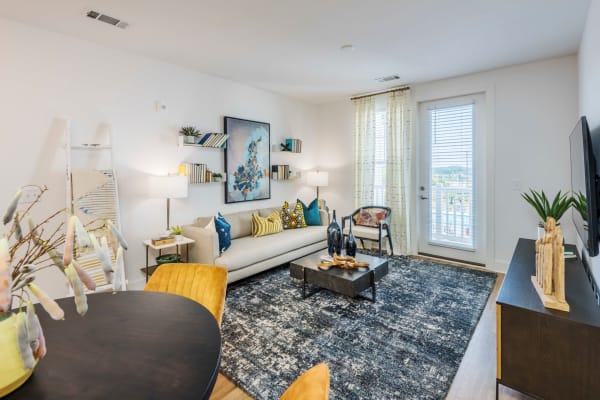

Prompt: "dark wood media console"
[496,238,600,399]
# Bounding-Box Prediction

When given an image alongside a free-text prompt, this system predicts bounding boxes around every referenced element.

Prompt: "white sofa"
[182,207,328,283]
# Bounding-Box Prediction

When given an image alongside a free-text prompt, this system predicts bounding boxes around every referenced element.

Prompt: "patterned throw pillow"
[252,211,283,237]
[298,198,321,226]
[281,200,307,229]
[214,213,231,253]
[353,207,389,227]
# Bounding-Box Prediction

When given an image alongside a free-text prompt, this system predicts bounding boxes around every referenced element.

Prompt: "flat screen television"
[570,116,599,257]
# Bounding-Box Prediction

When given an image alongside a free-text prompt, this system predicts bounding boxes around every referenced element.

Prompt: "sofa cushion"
[252,211,283,237]
[353,207,389,227]
[223,210,257,239]
[215,213,231,253]
[194,216,213,227]
[215,226,326,272]
[281,200,306,229]
[299,198,321,226]
[258,207,281,218]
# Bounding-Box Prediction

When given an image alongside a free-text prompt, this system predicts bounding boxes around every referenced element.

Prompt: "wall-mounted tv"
[570,116,599,257]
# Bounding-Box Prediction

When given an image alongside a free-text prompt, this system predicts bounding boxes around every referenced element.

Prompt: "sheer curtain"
[386,90,412,254]
[353,90,412,254]
[353,96,377,207]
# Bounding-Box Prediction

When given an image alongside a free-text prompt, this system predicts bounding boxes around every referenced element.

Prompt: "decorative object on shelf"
[318,253,369,270]
[148,175,189,230]
[306,170,329,210]
[170,225,183,240]
[521,189,573,237]
[0,185,128,397]
[532,217,569,312]
[327,210,343,256]
[278,139,302,153]
[151,236,176,246]
[179,126,200,144]
[155,253,181,265]
[224,117,270,203]
[345,218,357,257]
[212,173,223,182]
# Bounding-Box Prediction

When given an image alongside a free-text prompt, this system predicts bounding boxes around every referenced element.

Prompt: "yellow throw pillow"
[252,211,283,237]
[281,200,307,229]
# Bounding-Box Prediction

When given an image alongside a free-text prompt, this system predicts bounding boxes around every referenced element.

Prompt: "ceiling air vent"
[375,75,400,83]
[86,10,128,29]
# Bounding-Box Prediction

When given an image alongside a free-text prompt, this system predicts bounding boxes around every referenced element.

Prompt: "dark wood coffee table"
[289,250,388,302]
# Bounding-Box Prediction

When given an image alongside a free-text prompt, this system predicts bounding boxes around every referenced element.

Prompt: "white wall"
[0,18,321,295]
[579,0,600,292]
[319,55,579,272]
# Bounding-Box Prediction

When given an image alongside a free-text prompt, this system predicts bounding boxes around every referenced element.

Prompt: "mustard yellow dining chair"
[144,263,228,326]
[279,363,330,400]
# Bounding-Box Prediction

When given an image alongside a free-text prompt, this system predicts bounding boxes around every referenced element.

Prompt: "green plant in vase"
[521,189,573,227]
[179,126,200,144]
[170,225,183,239]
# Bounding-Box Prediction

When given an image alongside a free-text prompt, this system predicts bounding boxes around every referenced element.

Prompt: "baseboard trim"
[417,252,485,268]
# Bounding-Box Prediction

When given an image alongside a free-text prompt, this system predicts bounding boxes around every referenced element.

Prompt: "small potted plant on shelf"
[179,126,200,144]
[212,173,223,183]
[521,189,573,237]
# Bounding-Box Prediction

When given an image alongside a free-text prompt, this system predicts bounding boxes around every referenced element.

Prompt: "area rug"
[220,255,496,399]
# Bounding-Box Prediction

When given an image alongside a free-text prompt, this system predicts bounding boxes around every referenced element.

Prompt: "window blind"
[429,103,475,249]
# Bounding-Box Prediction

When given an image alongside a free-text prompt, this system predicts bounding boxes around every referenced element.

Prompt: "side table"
[142,236,195,282]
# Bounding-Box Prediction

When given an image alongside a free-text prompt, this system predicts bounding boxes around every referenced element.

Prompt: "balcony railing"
[430,185,474,249]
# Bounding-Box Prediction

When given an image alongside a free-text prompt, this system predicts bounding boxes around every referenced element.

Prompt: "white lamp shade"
[148,175,188,199]
[306,171,329,187]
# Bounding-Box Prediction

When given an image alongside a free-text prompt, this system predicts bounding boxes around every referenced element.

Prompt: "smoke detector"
[375,75,400,83]
[86,10,128,29]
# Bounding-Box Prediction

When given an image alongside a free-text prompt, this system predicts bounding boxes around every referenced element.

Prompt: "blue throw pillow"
[214,213,231,254]
[299,198,321,226]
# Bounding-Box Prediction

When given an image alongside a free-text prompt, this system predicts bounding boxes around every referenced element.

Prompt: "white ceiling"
[0,1,591,104]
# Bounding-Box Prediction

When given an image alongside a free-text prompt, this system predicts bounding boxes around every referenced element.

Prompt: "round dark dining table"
[6,290,221,400]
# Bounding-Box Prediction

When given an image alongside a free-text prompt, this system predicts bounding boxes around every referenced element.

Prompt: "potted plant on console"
[521,189,573,238]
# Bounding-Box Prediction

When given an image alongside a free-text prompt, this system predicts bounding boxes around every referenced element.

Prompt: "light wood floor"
[210,274,532,400]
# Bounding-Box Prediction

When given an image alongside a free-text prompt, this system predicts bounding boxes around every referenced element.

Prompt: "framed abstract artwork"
[224,116,271,203]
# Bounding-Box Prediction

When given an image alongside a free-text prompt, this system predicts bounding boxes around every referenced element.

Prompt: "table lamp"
[306,170,329,209]
[148,175,188,230]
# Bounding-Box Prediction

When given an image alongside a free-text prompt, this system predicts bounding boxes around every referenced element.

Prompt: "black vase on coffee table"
[327,210,343,256]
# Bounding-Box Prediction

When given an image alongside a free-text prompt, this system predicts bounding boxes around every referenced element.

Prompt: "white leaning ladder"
[64,118,127,292]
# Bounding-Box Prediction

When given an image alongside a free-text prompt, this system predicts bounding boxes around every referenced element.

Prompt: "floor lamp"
[306,170,329,210]
[149,175,188,231]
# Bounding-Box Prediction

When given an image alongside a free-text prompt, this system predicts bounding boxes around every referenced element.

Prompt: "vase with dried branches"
[0,185,128,396]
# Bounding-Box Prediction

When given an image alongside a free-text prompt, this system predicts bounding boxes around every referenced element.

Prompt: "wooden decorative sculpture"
[318,253,370,270]
[532,217,569,312]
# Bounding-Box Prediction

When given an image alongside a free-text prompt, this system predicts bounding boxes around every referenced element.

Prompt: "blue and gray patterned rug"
[220,255,496,399]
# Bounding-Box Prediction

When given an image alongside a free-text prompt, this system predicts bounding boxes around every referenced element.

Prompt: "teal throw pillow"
[299,198,321,226]
[214,213,231,254]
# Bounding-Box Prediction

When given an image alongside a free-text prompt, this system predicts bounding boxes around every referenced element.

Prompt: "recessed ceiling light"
[340,44,355,52]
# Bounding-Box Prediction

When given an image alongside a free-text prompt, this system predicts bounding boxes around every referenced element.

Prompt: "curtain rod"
[350,86,410,101]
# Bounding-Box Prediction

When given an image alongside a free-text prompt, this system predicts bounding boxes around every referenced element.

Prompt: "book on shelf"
[284,138,302,153]
[194,133,229,148]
